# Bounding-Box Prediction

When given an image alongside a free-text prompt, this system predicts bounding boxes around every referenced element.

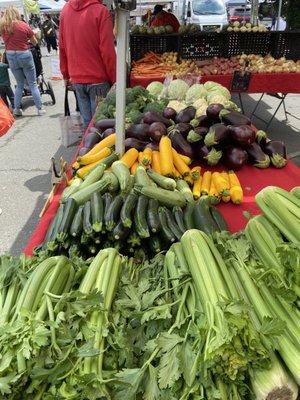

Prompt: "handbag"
[60,87,83,147]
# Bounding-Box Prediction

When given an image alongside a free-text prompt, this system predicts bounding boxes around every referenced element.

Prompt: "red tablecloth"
[130,73,300,94]
[23,158,300,256]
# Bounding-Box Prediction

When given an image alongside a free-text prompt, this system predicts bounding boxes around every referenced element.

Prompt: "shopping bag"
[60,87,83,147]
[0,98,14,137]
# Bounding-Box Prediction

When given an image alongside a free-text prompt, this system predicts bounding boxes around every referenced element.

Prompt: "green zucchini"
[91,192,104,232]
[70,205,84,237]
[134,195,150,238]
[80,232,90,245]
[104,171,120,192]
[158,207,176,243]
[147,169,176,191]
[87,244,97,255]
[173,206,186,234]
[71,174,112,205]
[120,192,138,228]
[148,235,162,254]
[209,206,228,231]
[113,220,130,241]
[193,197,219,235]
[127,233,141,248]
[83,201,93,235]
[101,152,119,167]
[57,198,78,242]
[135,166,153,186]
[61,177,83,203]
[164,208,183,241]
[176,179,194,202]
[102,192,113,218]
[127,175,135,193]
[46,203,65,251]
[183,201,195,230]
[43,207,61,246]
[93,235,101,244]
[147,198,160,233]
[134,185,186,208]
[80,163,106,188]
[111,161,131,193]
[105,194,124,231]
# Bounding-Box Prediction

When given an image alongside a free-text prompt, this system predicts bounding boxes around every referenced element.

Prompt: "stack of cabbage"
[146,79,238,117]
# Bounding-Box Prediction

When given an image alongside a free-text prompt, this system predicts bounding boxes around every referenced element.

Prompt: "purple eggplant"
[102,128,115,139]
[78,146,90,156]
[196,144,222,166]
[94,118,115,131]
[206,104,224,122]
[148,122,167,142]
[263,140,287,168]
[229,125,256,148]
[125,138,149,152]
[145,142,159,151]
[198,115,213,128]
[175,123,193,137]
[83,131,102,148]
[255,129,268,145]
[204,123,229,147]
[225,147,248,170]
[246,142,270,168]
[187,127,208,143]
[126,123,150,141]
[89,127,100,134]
[168,130,193,158]
[143,111,172,127]
[219,109,251,126]
[175,106,196,124]
[163,107,177,120]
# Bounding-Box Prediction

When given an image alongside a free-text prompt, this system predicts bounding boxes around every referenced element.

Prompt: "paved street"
[0,50,300,255]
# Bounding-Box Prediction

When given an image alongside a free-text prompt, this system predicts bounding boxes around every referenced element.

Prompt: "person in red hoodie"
[150,5,180,32]
[59,0,116,129]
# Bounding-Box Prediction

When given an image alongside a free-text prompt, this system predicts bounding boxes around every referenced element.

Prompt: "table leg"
[250,93,264,118]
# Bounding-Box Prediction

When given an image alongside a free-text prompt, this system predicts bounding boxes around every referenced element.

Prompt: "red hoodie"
[59,0,116,84]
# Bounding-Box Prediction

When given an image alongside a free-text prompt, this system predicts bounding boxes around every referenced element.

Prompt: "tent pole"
[115,8,128,156]
[276,0,283,30]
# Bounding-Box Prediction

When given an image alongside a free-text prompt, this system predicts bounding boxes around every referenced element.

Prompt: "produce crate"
[224,31,274,57]
[130,34,180,62]
[179,32,226,60]
[272,31,300,60]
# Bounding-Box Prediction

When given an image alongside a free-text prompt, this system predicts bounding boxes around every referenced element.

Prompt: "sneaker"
[37,108,46,116]
[13,109,22,117]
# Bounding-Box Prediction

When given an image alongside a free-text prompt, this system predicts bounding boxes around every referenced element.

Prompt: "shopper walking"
[0,7,45,116]
[0,52,14,109]
[59,0,116,129]
[42,14,57,56]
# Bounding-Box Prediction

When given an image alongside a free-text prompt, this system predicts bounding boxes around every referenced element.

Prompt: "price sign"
[231,70,251,92]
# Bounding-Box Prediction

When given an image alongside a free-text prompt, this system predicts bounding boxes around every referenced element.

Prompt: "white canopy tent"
[0,0,23,10]
[38,0,66,12]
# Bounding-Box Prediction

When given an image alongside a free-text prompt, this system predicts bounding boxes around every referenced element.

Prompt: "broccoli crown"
[126,109,143,124]
[143,100,167,115]
[131,85,149,99]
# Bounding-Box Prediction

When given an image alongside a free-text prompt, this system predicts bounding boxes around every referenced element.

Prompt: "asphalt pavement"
[0,50,300,255]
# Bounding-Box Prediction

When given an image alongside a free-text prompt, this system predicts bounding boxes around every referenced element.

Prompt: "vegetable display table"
[23,156,300,256]
[130,72,300,94]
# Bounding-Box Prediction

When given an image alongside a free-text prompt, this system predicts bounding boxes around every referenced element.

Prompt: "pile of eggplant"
[85,105,287,170]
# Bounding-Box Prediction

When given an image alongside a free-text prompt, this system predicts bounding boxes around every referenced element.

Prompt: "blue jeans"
[6,50,42,111]
[73,82,110,130]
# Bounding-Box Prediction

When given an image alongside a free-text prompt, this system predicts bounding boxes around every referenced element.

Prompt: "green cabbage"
[193,98,207,109]
[168,79,190,101]
[209,85,231,100]
[167,100,187,113]
[146,81,164,98]
[185,83,207,104]
[206,92,228,106]
[203,81,222,91]
[196,104,208,118]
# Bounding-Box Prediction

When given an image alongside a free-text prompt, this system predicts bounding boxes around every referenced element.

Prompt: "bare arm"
[30,34,38,45]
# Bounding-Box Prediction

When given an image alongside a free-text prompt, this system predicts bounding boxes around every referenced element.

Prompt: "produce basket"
[224,31,275,58]
[130,34,180,62]
[272,31,300,60]
[179,32,227,60]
